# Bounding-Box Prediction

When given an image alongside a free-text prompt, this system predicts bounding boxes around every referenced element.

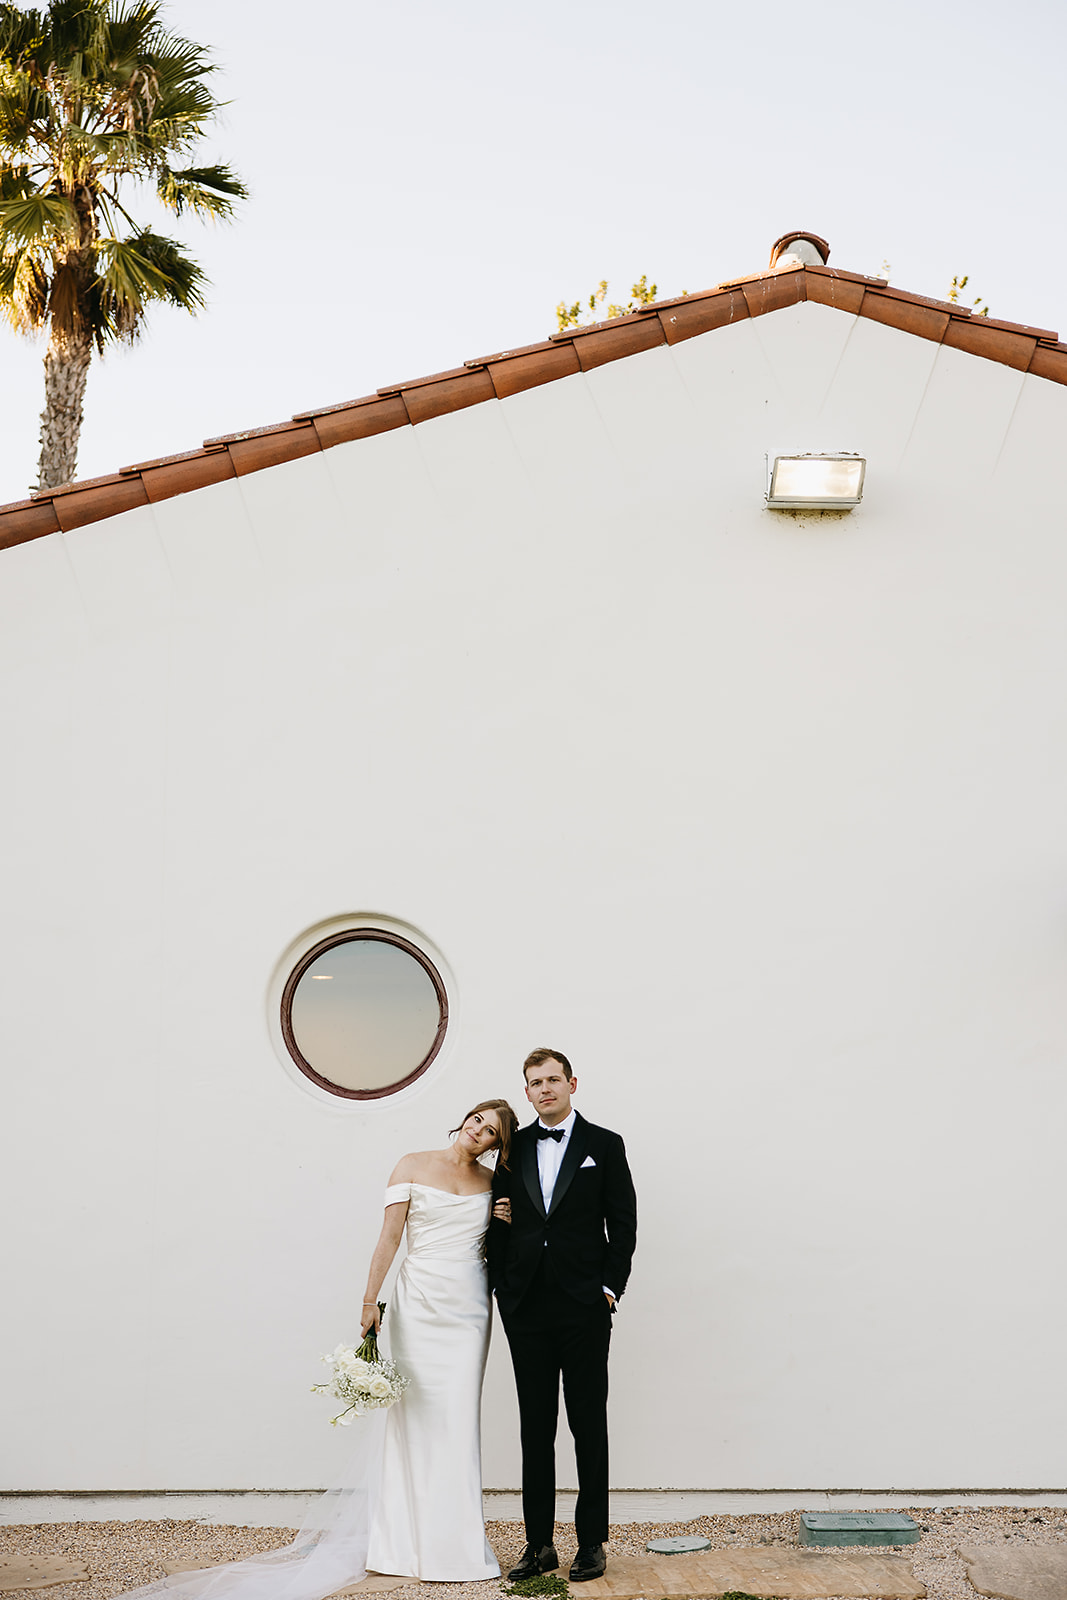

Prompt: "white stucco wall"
[2,301,1066,1492]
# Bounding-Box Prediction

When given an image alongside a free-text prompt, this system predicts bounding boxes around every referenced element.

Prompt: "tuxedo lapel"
[546,1112,589,1218]
[520,1126,546,1218]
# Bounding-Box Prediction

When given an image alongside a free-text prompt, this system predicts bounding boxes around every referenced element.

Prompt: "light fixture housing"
[766,454,866,510]
[769,231,831,268]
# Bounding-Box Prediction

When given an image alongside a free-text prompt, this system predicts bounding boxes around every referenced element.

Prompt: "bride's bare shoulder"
[388,1150,434,1185]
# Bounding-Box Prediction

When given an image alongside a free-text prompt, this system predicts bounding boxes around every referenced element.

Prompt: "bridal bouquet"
[312,1303,410,1426]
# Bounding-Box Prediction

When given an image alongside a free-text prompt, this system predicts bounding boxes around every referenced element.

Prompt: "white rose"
[367,1374,393,1400]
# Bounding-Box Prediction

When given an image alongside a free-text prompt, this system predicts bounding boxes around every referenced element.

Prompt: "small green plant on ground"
[501,1573,570,1599]
[721,1592,768,1600]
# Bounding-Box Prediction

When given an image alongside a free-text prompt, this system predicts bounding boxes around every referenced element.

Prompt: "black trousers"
[499,1255,612,1549]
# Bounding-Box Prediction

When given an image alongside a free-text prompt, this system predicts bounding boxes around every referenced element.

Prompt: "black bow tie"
[535,1125,565,1142]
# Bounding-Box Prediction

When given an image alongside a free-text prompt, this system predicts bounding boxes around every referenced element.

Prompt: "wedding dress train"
[120,1181,498,1600]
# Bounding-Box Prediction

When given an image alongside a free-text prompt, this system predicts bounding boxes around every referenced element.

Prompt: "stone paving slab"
[960,1542,1067,1600]
[0,1557,90,1592]
[338,1548,926,1597]
[554,1550,926,1598]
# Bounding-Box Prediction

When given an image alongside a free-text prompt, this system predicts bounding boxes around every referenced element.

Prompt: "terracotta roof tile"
[204,417,317,448]
[568,316,667,371]
[399,367,496,425]
[1029,344,1067,383]
[859,289,952,343]
[225,420,320,476]
[805,269,873,315]
[377,363,483,396]
[311,395,410,448]
[44,468,134,499]
[0,496,61,548]
[53,474,150,532]
[480,342,582,399]
[741,271,806,317]
[868,284,972,316]
[140,449,236,502]
[943,318,1037,372]
[120,444,227,474]
[2,257,1063,552]
[655,285,751,344]
[291,392,385,421]
[977,314,1058,341]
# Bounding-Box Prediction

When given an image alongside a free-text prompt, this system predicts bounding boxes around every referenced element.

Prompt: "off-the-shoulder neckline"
[391,1181,492,1200]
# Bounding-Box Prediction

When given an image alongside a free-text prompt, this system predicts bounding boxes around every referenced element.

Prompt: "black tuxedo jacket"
[488,1111,637,1314]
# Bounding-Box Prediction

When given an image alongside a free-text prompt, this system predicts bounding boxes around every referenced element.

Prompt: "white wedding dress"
[120,1182,498,1600]
[368,1182,498,1580]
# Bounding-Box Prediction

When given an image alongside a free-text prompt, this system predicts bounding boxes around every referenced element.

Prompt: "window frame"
[279,928,450,1101]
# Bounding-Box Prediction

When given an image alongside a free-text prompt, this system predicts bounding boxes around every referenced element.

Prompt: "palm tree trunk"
[36,325,93,492]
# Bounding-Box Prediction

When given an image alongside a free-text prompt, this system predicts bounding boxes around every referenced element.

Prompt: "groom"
[489,1049,637,1584]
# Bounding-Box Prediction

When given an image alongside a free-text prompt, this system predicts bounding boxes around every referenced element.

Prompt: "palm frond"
[157,161,246,217]
[0,163,35,199]
[0,7,50,67]
[93,226,205,340]
[0,238,50,329]
[0,72,48,155]
[0,188,75,247]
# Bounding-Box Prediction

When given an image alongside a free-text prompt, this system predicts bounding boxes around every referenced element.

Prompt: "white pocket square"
[580,1155,596,1168]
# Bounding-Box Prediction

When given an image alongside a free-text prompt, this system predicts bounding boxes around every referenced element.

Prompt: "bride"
[121,1096,519,1600]
[362,1097,519,1580]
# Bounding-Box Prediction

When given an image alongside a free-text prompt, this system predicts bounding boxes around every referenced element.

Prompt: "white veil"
[119,1413,387,1600]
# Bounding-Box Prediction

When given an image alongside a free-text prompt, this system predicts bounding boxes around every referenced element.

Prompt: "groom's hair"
[523,1047,574,1082]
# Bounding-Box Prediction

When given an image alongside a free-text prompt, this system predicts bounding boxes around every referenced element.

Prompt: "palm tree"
[0,0,245,491]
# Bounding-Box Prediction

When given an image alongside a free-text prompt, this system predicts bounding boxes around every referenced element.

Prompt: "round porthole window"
[280,929,449,1100]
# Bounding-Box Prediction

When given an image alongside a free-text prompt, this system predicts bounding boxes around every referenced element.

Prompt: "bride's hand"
[492,1198,511,1224]
[361,1302,381,1336]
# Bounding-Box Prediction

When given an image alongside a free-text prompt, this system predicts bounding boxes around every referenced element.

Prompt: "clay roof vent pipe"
[769,231,830,269]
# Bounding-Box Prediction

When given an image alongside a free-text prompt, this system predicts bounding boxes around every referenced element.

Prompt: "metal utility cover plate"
[646,1537,713,1554]
[799,1513,921,1546]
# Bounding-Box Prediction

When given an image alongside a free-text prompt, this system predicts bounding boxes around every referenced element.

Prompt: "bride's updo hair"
[451,1099,520,1167]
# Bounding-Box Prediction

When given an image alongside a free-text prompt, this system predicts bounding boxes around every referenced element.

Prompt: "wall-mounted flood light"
[766,454,866,510]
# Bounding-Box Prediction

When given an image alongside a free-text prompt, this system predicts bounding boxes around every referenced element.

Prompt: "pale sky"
[2,0,1065,502]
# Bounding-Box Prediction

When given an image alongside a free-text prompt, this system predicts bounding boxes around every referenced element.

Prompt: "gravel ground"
[3,1507,1066,1600]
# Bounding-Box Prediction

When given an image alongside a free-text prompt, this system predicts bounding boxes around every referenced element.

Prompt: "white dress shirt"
[535,1109,617,1304]
[535,1108,575,1208]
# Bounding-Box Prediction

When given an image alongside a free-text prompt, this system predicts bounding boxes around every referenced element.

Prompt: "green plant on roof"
[0,0,247,492]
[948,273,989,317]
[555,273,680,333]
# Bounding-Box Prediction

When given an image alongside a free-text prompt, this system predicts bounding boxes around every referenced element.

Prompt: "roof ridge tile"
[377,362,486,397]
[120,444,228,475]
[292,392,393,421]
[204,417,315,448]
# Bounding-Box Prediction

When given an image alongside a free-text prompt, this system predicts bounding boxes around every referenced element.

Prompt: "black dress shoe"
[507,1544,559,1581]
[569,1544,607,1582]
